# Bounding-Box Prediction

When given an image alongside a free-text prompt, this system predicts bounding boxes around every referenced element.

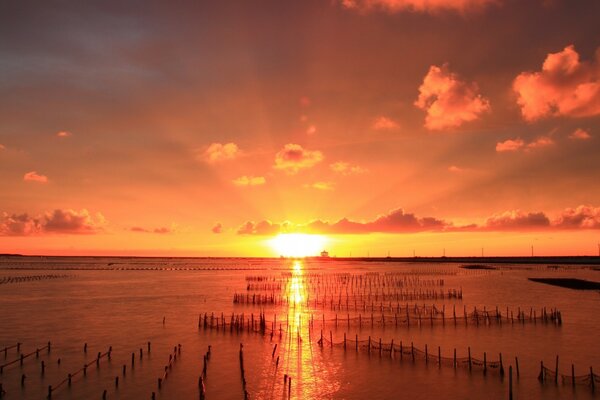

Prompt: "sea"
[0,256,599,399]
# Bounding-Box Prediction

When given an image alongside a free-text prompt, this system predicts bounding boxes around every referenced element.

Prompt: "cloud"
[554,205,600,229]
[130,226,172,234]
[1,209,106,236]
[496,136,554,152]
[212,222,223,234]
[43,209,106,234]
[484,210,551,230]
[305,182,334,191]
[202,142,240,163]
[526,136,554,149]
[274,143,323,173]
[311,209,450,234]
[237,220,282,235]
[415,65,490,130]
[23,171,49,183]
[339,0,497,14]
[513,45,600,121]
[569,128,591,140]
[306,125,317,135]
[0,213,42,236]
[232,205,600,236]
[232,175,266,187]
[372,116,400,130]
[0,144,5,150]
[330,161,367,175]
[56,131,71,138]
[448,165,464,173]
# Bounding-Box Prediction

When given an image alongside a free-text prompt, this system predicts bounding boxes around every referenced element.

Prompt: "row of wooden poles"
[153,344,181,399]
[201,307,561,337]
[538,356,597,390]
[0,274,70,285]
[204,314,600,399]
[247,272,448,286]
[232,289,463,305]
[0,342,50,374]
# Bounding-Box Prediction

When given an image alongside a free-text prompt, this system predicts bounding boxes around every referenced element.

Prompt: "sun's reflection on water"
[277,260,341,399]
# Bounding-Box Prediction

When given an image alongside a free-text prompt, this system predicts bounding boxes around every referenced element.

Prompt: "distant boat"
[320,250,329,258]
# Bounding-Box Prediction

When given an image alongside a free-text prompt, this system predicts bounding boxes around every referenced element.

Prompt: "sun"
[268,233,328,258]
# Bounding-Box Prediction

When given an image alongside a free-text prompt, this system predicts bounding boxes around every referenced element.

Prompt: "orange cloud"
[305,182,334,191]
[484,210,550,230]
[339,0,497,14]
[306,125,317,135]
[496,136,554,152]
[232,176,266,187]
[554,205,600,229]
[211,222,223,234]
[330,161,367,175]
[56,131,71,138]
[0,213,42,236]
[274,143,323,173]
[448,165,464,173]
[569,128,591,140]
[415,65,490,130]
[526,136,554,149]
[513,45,600,121]
[44,209,105,234]
[232,204,600,236]
[130,226,172,234]
[0,144,5,150]
[237,220,283,235]
[1,209,105,236]
[372,116,400,130]
[23,171,49,183]
[202,142,240,163]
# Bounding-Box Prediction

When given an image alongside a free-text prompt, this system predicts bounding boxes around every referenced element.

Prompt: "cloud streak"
[23,171,49,183]
[339,0,498,14]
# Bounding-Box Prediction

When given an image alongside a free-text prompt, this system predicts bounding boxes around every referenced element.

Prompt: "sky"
[1,0,599,257]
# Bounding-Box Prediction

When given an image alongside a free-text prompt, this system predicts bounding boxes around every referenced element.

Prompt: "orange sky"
[1,0,599,256]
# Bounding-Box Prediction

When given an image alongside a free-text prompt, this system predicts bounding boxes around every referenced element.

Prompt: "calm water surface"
[0,257,599,399]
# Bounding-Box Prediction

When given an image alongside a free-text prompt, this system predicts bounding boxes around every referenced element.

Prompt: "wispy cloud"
[201,142,240,163]
[330,161,367,175]
[339,0,498,14]
[372,116,400,130]
[496,136,554,152]
[56,131,72,138]
[23,171,49,183]
[305,182,334,191]
[233,176,266,187]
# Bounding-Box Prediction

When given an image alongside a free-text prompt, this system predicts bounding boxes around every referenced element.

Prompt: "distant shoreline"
[1,254,600,265]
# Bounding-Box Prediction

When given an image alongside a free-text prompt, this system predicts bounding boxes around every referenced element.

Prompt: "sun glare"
[268,233,328,258]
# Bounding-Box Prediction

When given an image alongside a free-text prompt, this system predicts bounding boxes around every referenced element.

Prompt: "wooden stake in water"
[509,366,513,400]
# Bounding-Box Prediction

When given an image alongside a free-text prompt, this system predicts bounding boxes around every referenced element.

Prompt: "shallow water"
[0,257,599,399]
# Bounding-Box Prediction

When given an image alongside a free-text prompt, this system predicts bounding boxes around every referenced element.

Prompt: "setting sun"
[268,233,328,258]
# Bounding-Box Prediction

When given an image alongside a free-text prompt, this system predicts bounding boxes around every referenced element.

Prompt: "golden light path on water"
[255,260,342,399]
